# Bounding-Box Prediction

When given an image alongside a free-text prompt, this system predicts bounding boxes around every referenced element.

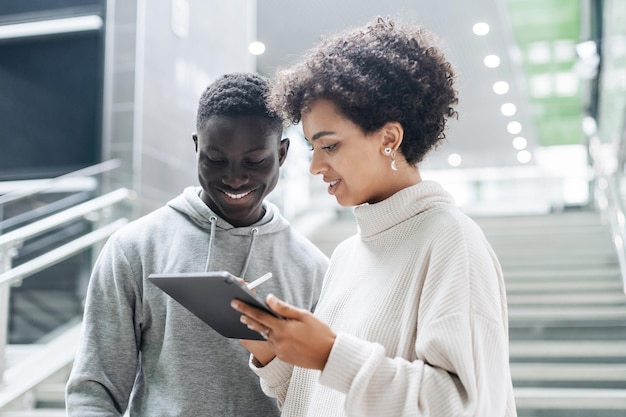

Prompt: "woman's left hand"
[231,294,336,370]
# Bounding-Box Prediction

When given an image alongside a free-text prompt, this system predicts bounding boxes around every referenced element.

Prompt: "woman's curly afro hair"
[268,17,459,165]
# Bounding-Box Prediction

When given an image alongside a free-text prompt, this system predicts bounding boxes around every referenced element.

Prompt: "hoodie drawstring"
[203,218,259,279]
[204,216,218,272]
[239,227,258,278]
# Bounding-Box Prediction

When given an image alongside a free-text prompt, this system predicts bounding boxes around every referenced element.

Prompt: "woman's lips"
[327,179,340,195]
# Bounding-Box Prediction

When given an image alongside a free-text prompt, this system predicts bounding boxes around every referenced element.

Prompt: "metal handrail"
[0,188,132,249]
[0,159,120,206]
[604,174,626,294]
[0,181,133,387]
[0,218,128,287]
[0,218,128,385]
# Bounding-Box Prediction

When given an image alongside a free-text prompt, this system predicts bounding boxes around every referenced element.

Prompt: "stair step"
[501,258,619,269]
[503,268,621,280]
[32,384,65,404]
[509,341,626,358]
[506,281,624,293]
[509,305,626,320]
[511,363,626,381]
[507,292,626,305]
[0,324,80,409]
[514,387,626,409]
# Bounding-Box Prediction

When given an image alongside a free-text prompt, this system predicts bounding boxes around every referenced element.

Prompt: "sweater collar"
[353,181,455,239]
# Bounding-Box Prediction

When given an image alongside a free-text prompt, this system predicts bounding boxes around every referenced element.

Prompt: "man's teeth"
[330,180,339,187]
[225,190,252,199]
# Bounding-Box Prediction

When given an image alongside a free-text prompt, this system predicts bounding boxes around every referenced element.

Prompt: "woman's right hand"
[238,338,277,366]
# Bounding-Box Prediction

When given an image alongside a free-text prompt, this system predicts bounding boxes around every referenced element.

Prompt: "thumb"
[266,294,305,319]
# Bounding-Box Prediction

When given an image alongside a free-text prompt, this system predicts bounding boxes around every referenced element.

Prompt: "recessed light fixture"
[248,41,266,55]
[512,136,527,150]
[582,116,597,136]
[472,22,490,36]
[507,121,522,134]
[447,153,463,167]
[493,81,509,95]
[501,103,517,116]
[484,55,501,68]
[517,150,532,163]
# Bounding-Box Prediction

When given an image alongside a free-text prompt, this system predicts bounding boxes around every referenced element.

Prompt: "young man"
[65,73,329,416]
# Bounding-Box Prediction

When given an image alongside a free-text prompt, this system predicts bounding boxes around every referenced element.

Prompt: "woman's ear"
[380,122,404,154]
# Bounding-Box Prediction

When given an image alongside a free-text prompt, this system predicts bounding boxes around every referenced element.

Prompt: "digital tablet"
[148,271,281,340]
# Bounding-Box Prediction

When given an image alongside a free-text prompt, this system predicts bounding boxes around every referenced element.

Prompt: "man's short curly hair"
[268,17,458,165]
[196,72,283,133]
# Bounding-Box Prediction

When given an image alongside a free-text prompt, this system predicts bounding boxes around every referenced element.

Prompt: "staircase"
[307,208,626,416]
[476,210,626,416]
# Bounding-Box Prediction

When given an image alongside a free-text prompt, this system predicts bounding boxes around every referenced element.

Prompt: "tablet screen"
[148,271,281,340]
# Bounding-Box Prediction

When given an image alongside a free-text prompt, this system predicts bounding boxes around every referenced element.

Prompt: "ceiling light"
[447,153,462,167]
[501,103,517,116]
[0,15,103,39]
[493,81,509,95]
[512,136,527,150]
[517,150,532,163]
[529,74,552,98]
[582,116,597,136]
[507,121,522,134]
[472,22,490,36]
[554,72,579,96]
[527,42,551,64]
[576,40,597,59]
[483,55,500,68]
[554,39,576,62]
[248,41,266,55]
[598,195,608,210]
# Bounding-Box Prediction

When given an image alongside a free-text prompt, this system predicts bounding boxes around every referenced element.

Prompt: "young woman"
[232,18,517,417]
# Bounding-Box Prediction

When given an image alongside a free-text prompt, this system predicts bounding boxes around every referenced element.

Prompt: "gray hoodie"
[66,186,328,416]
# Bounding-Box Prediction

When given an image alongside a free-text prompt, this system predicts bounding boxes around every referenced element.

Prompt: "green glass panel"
[506,0,583,147]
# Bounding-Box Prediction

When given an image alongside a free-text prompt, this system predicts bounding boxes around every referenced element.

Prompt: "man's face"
[193,115,288,227]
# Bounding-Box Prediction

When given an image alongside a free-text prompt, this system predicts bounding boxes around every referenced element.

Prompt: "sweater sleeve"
[249,355,295,408]
[65,236,143,416]
[319,312,511,416]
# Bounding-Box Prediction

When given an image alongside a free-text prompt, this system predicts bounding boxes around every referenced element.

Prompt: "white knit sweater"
[252,181,517,416]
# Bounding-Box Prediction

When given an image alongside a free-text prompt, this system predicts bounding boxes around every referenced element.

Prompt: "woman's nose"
[309,150,326,175]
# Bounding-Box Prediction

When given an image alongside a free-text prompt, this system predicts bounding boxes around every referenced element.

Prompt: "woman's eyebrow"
[310,131,335,141]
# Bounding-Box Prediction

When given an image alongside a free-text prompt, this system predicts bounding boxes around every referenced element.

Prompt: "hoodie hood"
[167,186,290,236]
[167,186,290,277]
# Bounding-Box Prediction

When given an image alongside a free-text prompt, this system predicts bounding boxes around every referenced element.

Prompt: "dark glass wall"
[0,0,102,17]
[0,0,105,180]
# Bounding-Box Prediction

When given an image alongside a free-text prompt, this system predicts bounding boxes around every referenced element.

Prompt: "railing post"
[0,249,12,385]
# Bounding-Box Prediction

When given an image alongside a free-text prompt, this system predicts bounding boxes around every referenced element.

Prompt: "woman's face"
[301,99,395,206]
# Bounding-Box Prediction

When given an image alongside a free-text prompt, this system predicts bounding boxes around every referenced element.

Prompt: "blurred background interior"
[0,0,625,415]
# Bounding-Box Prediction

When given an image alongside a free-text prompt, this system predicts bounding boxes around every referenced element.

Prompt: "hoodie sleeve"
[66,235,143,416]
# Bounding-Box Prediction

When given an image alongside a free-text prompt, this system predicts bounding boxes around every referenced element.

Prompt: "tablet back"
[148,271,277,340]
